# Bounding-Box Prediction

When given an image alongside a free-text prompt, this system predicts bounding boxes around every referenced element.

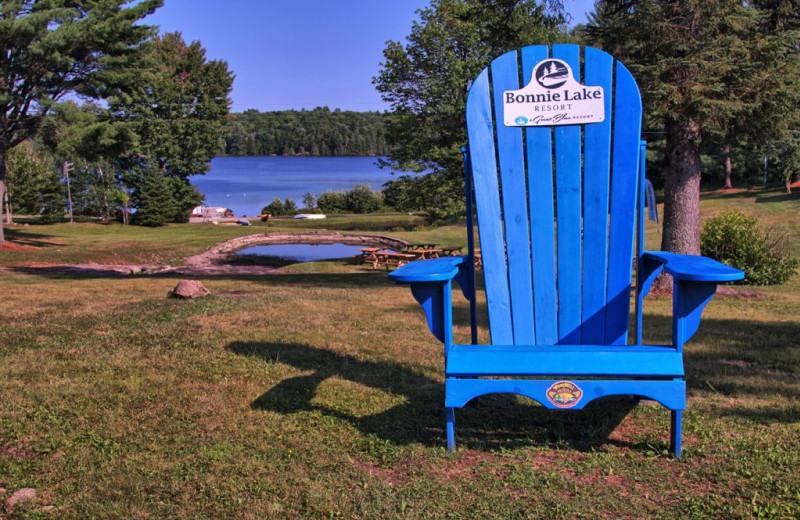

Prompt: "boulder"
[4,488,35,512]
[169,280,211,299]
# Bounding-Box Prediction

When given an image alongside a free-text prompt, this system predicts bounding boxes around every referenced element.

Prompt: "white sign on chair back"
[503,58,605,127]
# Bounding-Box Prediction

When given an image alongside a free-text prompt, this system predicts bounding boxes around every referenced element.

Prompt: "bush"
[345,184,382,214]
[701,210,799,285]
[316,191,348,213]
[261,197,296,216]
[382,171,464,222]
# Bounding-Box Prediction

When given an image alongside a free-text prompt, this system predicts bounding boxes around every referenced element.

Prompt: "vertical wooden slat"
[521,45,558,345]
[491,51,534,345]
[466,68,514,345]
[635,140,647,346]
[581,47,614,345]
[551,44,582,344]
[605,62,642,345]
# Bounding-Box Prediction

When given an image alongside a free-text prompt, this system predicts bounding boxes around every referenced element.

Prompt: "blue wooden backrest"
[466,44,643,347]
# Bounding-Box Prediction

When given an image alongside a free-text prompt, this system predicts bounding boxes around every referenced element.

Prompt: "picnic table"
[353,247,384,265]
[372,252,416,270]
[407,249,441,260]
[405,243,438,251]
[439,246,464,256]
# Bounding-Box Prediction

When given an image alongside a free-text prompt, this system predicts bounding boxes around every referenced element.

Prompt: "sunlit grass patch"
[0,192,798,518]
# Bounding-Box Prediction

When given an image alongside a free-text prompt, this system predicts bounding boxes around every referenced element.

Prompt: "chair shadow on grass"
[227,340,645,452]
[640,312,800,425]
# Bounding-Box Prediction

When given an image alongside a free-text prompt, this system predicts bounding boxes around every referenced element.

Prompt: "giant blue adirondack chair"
[388,44,744,457]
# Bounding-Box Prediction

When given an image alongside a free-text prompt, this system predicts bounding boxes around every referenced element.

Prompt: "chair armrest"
[640,251,744,350]
[388,256,469,283]
[643,251,744,282]
[388,256,472,345]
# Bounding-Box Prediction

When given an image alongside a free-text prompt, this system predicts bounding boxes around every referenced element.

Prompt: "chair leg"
[671,410,682,458]
[446,407,456,452]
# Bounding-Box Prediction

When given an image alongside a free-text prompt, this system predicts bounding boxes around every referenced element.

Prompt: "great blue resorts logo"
[546,381,583,408]
[535,60,569,89]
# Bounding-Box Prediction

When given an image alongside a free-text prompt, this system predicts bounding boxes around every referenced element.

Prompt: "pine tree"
[131,163,177,227]
[0,0,162,243]
[586,0,799,254]
[111,32,233,221]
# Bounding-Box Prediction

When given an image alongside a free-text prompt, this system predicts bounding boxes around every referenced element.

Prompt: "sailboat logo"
[535,60,569,89]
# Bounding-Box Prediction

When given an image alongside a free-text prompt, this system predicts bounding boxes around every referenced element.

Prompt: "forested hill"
[221,107,389,157]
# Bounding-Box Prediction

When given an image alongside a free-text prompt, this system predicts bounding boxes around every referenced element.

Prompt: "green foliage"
[282,198,297,215]
[701,210,799,285]
[261,197,296,217]
[316,191,349,214]
[383,172,464,222]
[110,32,232,224]
[345,184,382,214]
[586,1,800,251]
[5,141,60,216]
[223,108,388,156]
[0,0,162,241]
[374,0,566,221]
[130,163,178,227]
[111,32,233,179]
[313,185,383,214]
[38,102,140,221]
[301,192,317,210]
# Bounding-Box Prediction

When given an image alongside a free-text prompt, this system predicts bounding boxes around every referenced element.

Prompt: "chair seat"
[446,344,684,378]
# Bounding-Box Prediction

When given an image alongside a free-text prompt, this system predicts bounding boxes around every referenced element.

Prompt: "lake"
[192,156,399,217]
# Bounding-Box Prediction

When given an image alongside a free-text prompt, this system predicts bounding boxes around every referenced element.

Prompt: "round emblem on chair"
[546,381,583,408]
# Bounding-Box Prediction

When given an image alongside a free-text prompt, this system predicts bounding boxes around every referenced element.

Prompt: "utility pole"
[62,160,74,223]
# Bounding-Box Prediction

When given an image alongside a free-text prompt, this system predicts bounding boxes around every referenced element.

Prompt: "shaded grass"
[0,190,798,519]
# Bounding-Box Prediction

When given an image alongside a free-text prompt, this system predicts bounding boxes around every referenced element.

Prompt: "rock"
[4,488,36,512]
[169,280,211,299]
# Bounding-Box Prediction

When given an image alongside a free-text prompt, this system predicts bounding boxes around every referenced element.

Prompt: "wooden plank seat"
[387,44,744,457]
[445,344,684,378]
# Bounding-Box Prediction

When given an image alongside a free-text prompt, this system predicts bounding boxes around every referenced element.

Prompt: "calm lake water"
[237,243,376,262]
[192,156,399,217]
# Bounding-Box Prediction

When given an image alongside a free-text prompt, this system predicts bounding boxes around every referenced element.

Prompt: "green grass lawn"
[0,190,798,519]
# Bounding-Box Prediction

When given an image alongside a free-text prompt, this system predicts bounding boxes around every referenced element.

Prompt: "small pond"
[237,243,392,262]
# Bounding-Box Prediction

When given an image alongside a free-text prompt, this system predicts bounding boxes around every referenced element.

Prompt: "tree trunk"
[723,145,733,189]
[661,119,702,256]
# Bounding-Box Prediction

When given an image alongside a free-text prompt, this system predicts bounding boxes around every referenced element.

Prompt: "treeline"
[222,108,389,157]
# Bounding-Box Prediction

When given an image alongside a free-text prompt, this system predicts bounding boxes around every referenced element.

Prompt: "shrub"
[317,190,348,213]
[701,210,799,285]
[345,184,382,214]
[261,197,296,216]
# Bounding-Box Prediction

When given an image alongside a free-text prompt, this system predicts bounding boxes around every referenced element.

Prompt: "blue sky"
[143,0,594,113]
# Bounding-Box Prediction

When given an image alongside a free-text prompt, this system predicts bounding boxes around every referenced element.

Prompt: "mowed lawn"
[0,189,798,519]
